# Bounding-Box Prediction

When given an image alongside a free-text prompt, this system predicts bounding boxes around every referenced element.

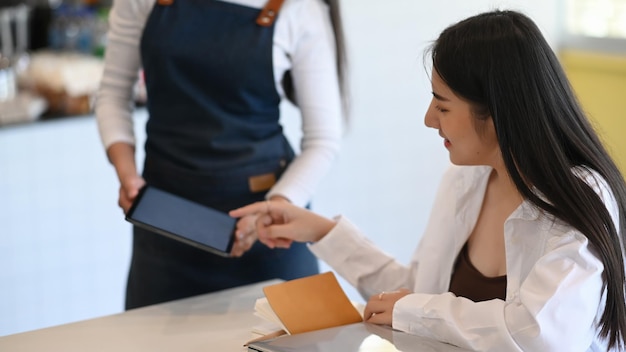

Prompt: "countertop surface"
[0,279,276,352]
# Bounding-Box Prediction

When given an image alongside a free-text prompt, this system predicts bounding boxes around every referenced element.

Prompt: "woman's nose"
[424,101,438,129]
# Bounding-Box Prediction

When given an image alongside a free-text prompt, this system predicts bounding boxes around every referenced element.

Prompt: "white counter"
[0,279,277,352]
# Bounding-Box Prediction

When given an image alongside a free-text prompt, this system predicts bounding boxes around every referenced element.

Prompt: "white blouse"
[95,0,342,207]
[310,165,619,351]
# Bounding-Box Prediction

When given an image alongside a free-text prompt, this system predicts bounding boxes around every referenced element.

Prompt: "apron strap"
[256,0,286,26]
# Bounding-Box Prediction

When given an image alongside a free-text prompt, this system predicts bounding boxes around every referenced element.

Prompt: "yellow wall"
[560,50,626,176]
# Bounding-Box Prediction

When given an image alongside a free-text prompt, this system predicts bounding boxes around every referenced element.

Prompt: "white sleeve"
[308,166,464,300]
[265,0,343,207]
[309,216,417,300]
[95,0,154,149]
[392,233,604,352]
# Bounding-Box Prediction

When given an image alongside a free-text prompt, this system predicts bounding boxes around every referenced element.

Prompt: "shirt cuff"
[308,216,363,270]
[392,293,438,337]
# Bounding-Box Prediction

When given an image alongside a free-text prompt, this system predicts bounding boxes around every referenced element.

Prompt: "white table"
[0,280,278,352]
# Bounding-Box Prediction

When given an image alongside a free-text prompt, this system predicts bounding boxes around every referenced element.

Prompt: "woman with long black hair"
[232,10,626,351]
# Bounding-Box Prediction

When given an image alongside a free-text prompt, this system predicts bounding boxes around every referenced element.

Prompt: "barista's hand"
[230,214,258,257]
[108,142,143,214]
[119,175,145,214]
[231,197,293,255]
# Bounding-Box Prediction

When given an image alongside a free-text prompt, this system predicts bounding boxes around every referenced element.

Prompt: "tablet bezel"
[125,185,236,257]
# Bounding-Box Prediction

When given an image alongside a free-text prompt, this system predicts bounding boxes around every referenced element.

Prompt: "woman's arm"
[265,0,343,207]
[95,0,153,152]
[95,0,154,212]
[229,201,417,297]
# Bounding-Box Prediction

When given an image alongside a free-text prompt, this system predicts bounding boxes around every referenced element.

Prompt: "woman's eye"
[435,106,448,113]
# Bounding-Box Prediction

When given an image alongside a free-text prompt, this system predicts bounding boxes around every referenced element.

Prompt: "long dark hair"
[324,0,347,103]
[282,0,349,118]
[430,10,626,349]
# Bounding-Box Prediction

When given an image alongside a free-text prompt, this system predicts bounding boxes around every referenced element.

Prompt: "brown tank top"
[449,243,507,302]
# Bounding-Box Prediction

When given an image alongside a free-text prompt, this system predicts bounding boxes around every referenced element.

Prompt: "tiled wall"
[0,111,147,336]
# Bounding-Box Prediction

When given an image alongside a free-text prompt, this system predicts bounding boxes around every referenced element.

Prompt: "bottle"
[48,4,69,50]
[74,7,94,54]
[91,6,108,57]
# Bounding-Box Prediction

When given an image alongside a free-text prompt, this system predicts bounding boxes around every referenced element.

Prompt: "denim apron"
[126,0,318,309]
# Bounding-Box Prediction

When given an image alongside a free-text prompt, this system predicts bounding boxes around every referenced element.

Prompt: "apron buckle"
[249,172,277,193]
[256,0,285,27]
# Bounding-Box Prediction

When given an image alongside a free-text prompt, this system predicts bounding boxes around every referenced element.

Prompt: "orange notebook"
[258,272,363,335]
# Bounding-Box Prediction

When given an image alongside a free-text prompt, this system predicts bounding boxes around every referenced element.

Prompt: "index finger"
[229,201,268,218]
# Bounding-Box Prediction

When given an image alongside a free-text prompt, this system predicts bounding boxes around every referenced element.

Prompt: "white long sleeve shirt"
[95,0,342,207]
[310,165,620,351]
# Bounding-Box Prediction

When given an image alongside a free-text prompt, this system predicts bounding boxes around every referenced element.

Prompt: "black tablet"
[126,185,236,257]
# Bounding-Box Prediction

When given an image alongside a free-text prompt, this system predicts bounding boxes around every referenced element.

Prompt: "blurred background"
[1,0,625,337]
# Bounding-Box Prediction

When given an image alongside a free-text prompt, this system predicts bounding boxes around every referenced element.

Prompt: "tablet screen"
[126,186,236,256]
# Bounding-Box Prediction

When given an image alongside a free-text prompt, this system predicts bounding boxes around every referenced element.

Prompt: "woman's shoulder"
[281,0,330,17]
[572,165,620,226]
[223,0,327,11]
[530,166,619,246]
[110,0,155,19]
[572,166,612,197]
[113,0,328,13]
[283,0,329,8]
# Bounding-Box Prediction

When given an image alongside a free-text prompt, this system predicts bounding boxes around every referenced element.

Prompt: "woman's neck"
[489,165,523,204]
